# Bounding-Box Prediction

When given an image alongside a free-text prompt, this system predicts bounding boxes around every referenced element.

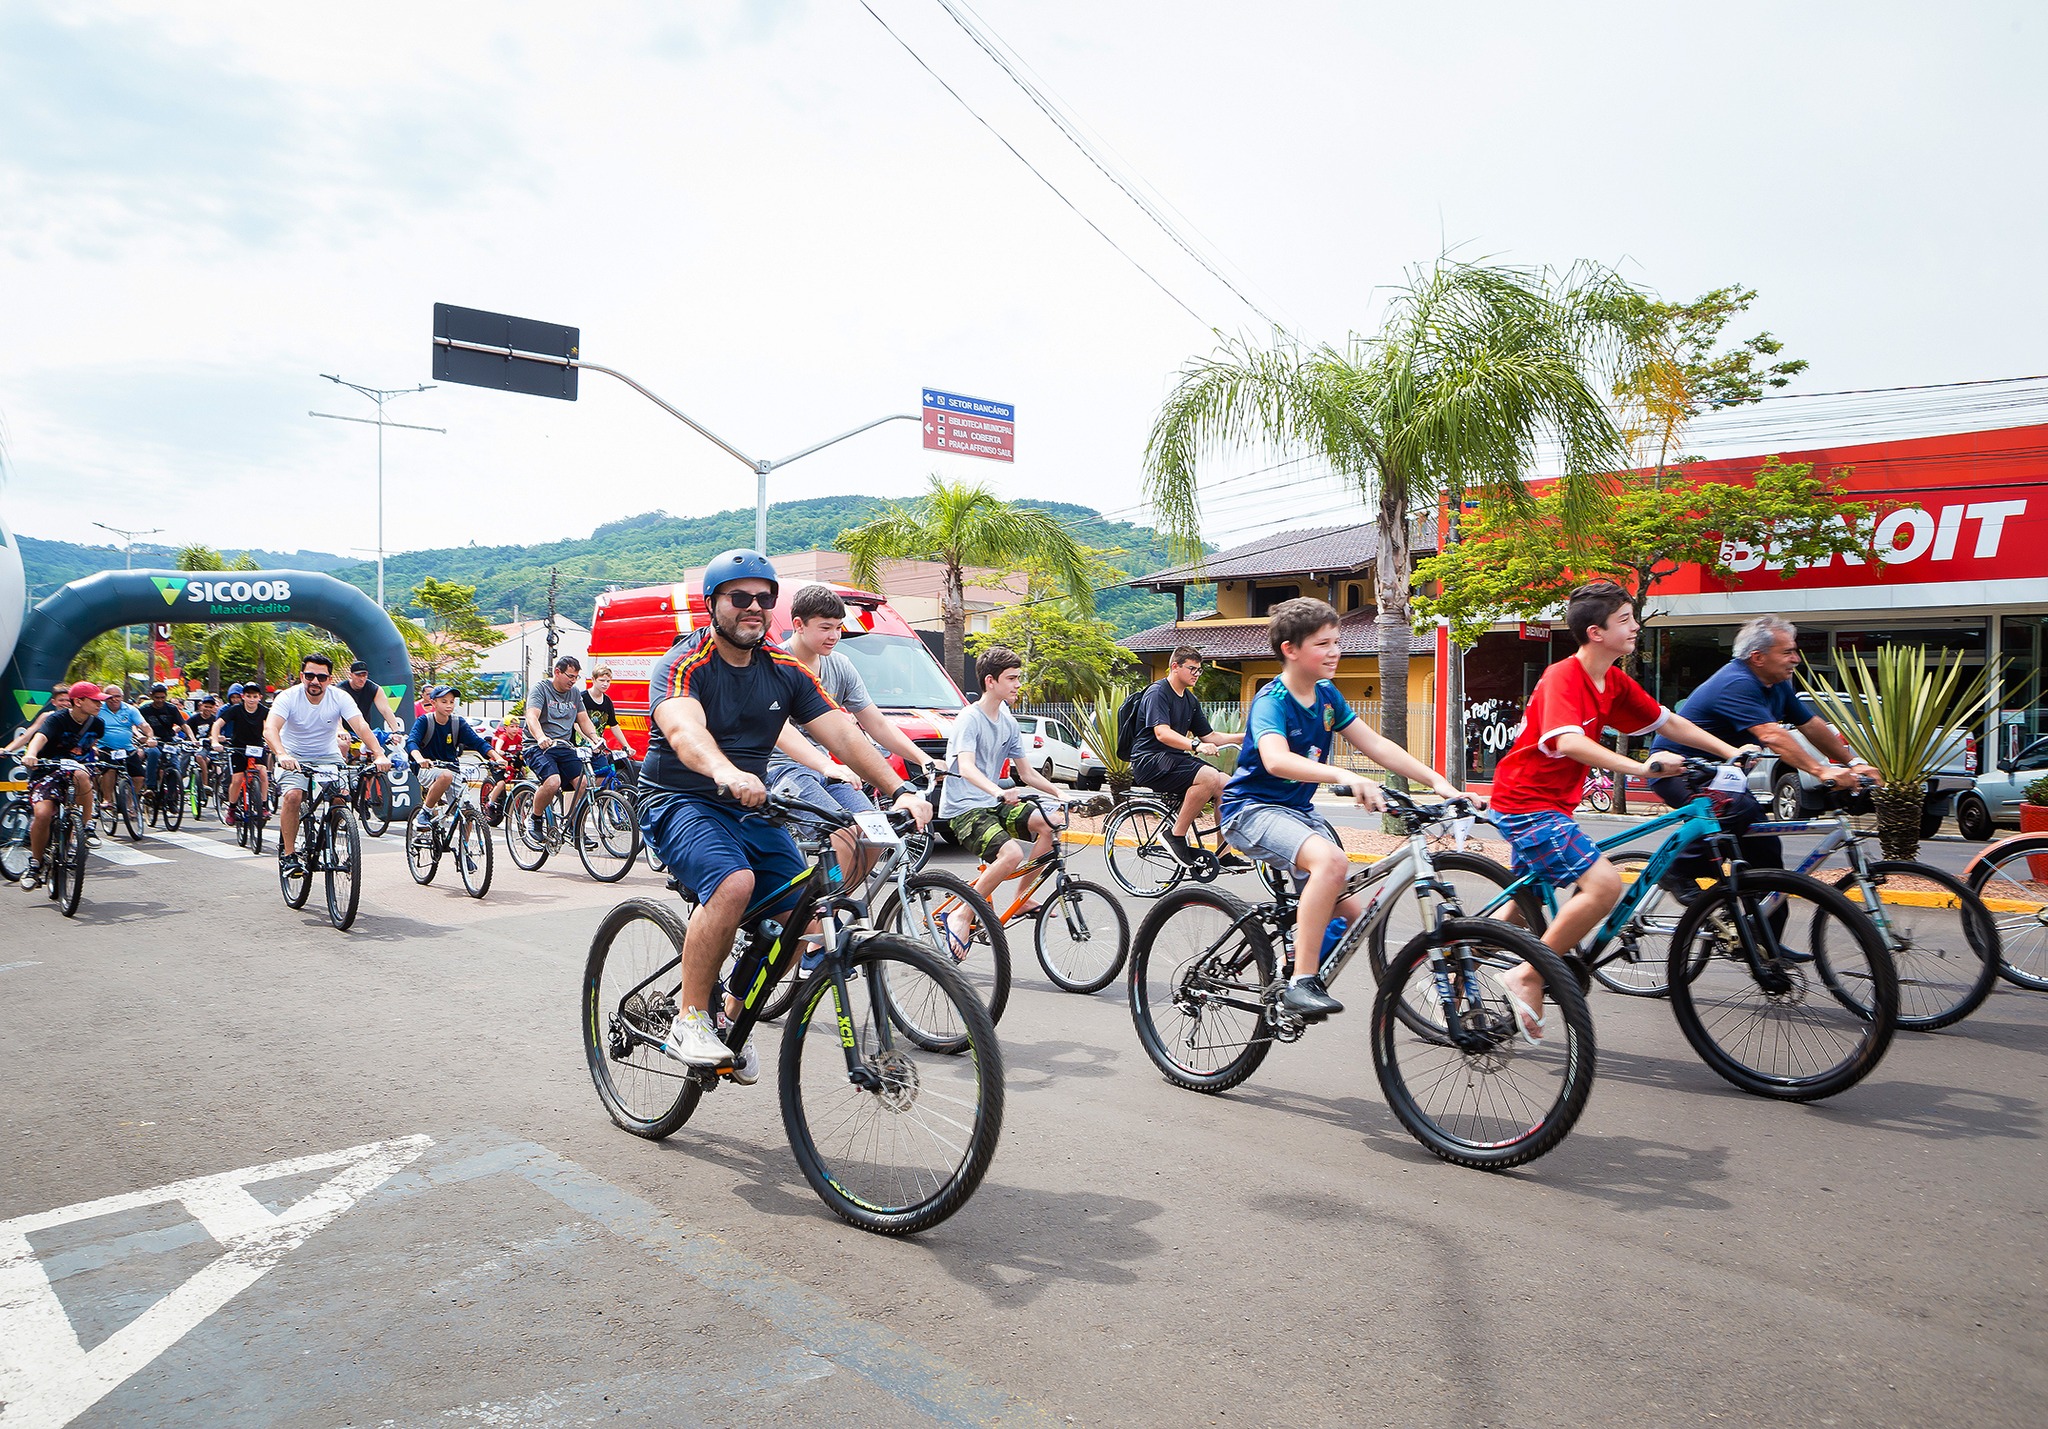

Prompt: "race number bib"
[244,746,266,757]
[853,810,900,845]
[1709,764,1748,794]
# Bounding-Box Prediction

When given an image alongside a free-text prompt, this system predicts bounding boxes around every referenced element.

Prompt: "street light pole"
[92,521,163,674]
[311,377,445,609]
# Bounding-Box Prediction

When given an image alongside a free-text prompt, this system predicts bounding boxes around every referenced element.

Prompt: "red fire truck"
[585,580,967,773]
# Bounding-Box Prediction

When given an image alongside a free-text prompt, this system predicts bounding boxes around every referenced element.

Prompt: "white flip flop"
[1501,987,1547,1046]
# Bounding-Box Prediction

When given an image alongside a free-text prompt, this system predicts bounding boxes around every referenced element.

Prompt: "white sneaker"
[661,1008,733,1068]
[19,863,44,892]
[727,1037,760,1085]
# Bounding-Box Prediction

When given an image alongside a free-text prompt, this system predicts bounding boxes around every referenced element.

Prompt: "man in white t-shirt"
[266,654,391,878]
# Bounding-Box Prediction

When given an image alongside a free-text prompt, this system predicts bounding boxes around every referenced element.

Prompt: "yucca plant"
[1798,646,1994,860]
[1085,682,1135,800]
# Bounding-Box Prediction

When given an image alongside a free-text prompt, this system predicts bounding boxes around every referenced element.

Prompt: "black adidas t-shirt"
[215,703,271,750]
[640,630,836,797]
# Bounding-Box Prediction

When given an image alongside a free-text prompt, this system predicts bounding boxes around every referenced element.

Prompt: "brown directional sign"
[432,303,580,401]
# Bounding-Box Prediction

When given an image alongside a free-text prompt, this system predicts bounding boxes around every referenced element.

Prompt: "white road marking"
[86,843,170,867]
[140,829,253,861]
[0,962,41,975]
[0,1134,432,1429]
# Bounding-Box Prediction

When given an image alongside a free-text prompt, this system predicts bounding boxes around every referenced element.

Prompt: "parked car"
[1955,737,2048,840]
[1751,721,1976,839]
[1015,714,1103,788]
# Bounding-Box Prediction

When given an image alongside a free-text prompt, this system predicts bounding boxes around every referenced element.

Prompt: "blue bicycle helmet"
[700,549,779,607]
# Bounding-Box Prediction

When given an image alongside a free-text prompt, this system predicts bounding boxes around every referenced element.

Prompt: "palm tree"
[1144,257,1641,768]
[174,544,228,690]
[66,630,146,691]
[837,475,1098,680]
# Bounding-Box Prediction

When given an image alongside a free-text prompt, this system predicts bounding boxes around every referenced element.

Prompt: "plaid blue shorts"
[1493,808,1602,887]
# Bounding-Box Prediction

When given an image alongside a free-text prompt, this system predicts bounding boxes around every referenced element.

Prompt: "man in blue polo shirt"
[1649,613,1872,895]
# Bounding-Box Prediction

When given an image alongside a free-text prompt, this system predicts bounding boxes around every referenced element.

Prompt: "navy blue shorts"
[640,792,808,916]
[525,744,584,785]
[1493,808,1602,887]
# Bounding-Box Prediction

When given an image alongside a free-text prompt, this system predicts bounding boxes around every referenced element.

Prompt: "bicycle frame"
[610,801,921,1090]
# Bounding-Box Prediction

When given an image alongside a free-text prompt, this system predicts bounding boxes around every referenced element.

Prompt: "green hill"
[19,495,1202,640]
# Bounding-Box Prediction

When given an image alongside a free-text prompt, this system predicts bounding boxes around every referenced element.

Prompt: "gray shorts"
[276,759,346,798]
[1220,802,1340,874]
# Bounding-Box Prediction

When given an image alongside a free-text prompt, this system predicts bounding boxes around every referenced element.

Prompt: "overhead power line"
[929,0,1284,331]
[856,0,1211,327]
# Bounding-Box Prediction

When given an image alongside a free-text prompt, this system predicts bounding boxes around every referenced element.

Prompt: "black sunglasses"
[721,590,773,610]
[302,671,330,681]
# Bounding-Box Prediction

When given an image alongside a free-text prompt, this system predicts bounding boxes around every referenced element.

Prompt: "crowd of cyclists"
[2,551,2016,1228]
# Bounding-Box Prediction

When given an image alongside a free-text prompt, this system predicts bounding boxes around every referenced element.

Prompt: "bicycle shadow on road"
[33,896,173,926]
[916,1179,1166,1306]
[999,1036,1123,1091]
[1809,1077,2041,1141]
[1532,1134,1735,1213]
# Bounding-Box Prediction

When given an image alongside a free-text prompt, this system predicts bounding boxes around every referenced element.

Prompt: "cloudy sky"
[2,0,2042,564]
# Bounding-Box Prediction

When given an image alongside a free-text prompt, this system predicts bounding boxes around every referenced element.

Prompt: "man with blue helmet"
[639,549,933,1077]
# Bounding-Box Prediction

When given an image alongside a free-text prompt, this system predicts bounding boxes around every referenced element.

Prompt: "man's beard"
[715,608,766,648]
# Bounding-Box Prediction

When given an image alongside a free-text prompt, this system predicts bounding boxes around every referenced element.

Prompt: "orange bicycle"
[936,794,1129,994]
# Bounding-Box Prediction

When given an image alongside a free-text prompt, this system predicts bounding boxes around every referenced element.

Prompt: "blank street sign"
[433,304,580,400]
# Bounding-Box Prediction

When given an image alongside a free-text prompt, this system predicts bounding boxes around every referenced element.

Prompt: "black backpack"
[1115,684,1151,762]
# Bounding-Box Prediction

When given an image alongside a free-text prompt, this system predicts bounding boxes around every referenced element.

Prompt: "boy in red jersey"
[1488,582,1746,1040]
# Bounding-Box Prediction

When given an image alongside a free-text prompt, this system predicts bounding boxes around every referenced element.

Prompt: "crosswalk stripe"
[144,828,256,861]
[90,841,172,866]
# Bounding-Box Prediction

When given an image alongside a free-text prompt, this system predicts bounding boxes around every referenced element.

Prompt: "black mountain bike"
[583,792,1003,1235]
[146,746,191,832]
[32,759,94,918]
[279,763,362,930]
[406,758,496,899]
[95,756,142,842]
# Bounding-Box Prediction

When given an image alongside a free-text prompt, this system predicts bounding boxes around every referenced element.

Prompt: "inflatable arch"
[3,569,412,726]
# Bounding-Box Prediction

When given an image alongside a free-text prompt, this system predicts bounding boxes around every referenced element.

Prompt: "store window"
[2001,616,2048,762]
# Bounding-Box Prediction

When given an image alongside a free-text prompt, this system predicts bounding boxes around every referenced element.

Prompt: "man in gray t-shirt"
[523,655,603,844]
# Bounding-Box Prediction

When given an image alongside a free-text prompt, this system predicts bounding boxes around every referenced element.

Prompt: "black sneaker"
[19,861,44,892]
[1657,873,1700,907]
[278,852,304,877]
[1216,851,1256,872]
[1281,975,1343,1019]
[526,818,546,846]
[1162,831,1195,865]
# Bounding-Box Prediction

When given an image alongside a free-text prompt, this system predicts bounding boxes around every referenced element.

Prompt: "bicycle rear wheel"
[406,817,441,884]
[779,934,1003,1235]
[1128,885,1275,1093]
[875,870,1010,1039]
[161,767,187,832]
[1666,868,1897,1101]
[1591,851,1683,998]
[280,821,314,909]
[455,806,494,899]
[1965,837,2048,991]
[1,799,29,882]
[1374,923,1595,1170]
[1034,876,1129,993]
[117,780,140,841]
[505,785,550,870]
[357,772,390,838]
[575,788,639,883]
[324,805,362,930]
[1826,861,1996,1030]
[583,899,701,1139]
[1102,801,1183,899]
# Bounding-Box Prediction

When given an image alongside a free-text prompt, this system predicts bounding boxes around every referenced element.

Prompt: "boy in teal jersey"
[1220,598,1470,1019]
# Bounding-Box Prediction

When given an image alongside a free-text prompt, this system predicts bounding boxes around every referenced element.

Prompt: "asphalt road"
[2,813,2044,1427]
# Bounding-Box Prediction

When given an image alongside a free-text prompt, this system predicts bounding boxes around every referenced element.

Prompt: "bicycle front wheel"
[324,805,362,930]
[575,788,639,883]
[406,818,441,885]
[1,799,30,882]
[1102,801,1183,899]
[1035,876,1129,993]
[455,806,494,899]
[57,811,88,917]
[875,870,1010,1038]
[779,934,1003,1235]
[1128,885,1274,1093]
[1965,837,2048,991]
[117,780,139,841]
[1667,869,1897,1101]
[583,899,700,1139]
[1374,923,1595,1170]
[1829,861,1996,1030]
[162,769,187,831]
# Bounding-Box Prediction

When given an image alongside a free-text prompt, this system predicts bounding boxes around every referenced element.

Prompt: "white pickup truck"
[1750,723,1976,838]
